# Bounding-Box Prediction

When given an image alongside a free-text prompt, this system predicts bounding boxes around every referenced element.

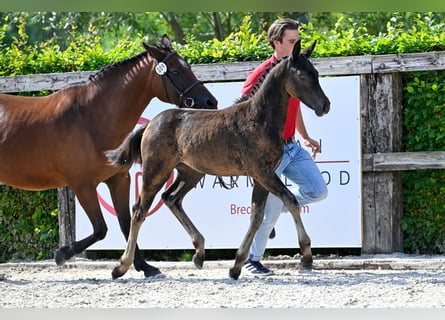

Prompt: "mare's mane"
[88,41,171,84]
[234,57,285,104]
[88,51,148,83]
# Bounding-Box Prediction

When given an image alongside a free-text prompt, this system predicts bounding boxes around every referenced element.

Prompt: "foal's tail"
[105,123,147,168]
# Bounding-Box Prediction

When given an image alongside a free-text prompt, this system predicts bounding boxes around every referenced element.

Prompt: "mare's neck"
[87,53,158,147]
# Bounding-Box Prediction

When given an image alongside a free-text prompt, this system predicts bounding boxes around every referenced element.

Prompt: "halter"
[155,51,202,108]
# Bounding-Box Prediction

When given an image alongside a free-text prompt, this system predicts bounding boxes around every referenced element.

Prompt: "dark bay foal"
[107,39,330,279]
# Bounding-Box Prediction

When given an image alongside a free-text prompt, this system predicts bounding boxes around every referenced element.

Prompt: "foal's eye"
[296,70,305,80]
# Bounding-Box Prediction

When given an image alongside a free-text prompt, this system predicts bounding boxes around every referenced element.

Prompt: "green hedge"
[401,71,445,253]
[0,13,444,261]
[0,186,58,262]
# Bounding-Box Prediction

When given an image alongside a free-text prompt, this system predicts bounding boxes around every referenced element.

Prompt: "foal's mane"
[234,57,284,104]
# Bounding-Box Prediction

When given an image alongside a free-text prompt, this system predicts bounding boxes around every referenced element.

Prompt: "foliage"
[0,15,142,76]
[1,12,444,260]
[176,15,272,63]
[401,71,445,253]
[300,12,445,57]
[0,186,59,262]
[0,12,308,47]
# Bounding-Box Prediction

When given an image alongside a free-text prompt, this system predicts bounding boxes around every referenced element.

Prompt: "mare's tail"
[105,123,147,168]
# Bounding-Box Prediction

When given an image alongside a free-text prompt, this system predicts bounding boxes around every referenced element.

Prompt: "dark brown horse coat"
[0,35,217,276]
[107,39,330,280]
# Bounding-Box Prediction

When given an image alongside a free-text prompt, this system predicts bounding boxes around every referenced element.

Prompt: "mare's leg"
[229,182,268,280]
[161,164,205,268]
[55,184,107,266]
[258,173,313,269]
[106,172,162,278]
[112,164,173,279]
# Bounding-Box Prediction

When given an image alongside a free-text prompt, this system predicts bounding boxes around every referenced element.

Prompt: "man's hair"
[267,18,300,49]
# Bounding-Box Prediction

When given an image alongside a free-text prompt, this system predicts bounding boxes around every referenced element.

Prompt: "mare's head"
[285,40,330,116]
[143,34,218,109]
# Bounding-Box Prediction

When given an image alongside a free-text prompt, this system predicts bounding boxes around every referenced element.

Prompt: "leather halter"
[156,51,202,108]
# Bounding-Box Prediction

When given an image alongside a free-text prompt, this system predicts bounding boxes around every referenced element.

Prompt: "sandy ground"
[0,253,444,308]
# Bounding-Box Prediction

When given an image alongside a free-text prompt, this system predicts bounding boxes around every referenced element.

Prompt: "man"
[241,18,328,276]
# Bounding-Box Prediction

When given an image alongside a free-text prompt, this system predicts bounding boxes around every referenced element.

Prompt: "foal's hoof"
[300,257,313,270]
[54,246,71,266]
[229,267,241,280]
[192,253,205,269]
[111,266,125,280]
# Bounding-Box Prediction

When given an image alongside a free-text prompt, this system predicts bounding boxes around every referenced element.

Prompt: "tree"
[158,12,308,43]
[2,12,444,50]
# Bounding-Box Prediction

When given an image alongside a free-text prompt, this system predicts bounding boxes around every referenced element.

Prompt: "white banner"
[76,76,362,249]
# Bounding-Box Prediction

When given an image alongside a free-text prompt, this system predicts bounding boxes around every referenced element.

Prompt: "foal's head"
[286,40,330,116]
[143,34,218,109]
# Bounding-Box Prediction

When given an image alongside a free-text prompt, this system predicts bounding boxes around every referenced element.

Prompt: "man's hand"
[302,137,321,159]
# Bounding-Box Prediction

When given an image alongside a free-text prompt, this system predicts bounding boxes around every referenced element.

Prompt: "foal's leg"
[112,167,173,279]
[259,173,313,269]
[111,197,149,279]
[229,183,268,280]
[55,183,107,265]
[162,165,206,268]
[106,172,162,278]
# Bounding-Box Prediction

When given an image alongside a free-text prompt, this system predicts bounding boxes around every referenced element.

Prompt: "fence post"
[57,186,76,247]
[361,73,404,253]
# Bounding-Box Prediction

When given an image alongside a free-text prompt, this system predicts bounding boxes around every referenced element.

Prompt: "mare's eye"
[171,70,179,76]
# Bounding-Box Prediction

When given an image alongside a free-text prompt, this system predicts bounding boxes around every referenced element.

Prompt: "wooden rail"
[2,51,445,92]
[2,50,445,254]
[362,151,445,172]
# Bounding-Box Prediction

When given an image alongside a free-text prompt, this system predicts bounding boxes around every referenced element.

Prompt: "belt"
[283,137,295,145]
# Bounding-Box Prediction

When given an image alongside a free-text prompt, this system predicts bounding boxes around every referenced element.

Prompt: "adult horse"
[0,34,217,277]
[107,39,330,280]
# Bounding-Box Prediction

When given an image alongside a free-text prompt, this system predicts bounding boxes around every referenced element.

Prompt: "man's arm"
[295,107,321,159]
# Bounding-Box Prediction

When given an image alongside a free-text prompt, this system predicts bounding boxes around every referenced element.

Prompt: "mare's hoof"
[143,266,164,278]
[192,254,205,269]
[54,246,71,266]
[229,267,240,280]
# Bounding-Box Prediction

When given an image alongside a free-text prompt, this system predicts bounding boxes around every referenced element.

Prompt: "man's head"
[267,18,300,60]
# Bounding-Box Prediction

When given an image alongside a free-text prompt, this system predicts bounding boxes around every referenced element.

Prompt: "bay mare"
[0,35,217,277]
[107,40,330,280]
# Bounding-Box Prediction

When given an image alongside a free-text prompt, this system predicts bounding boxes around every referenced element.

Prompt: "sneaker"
[243,259,274,276]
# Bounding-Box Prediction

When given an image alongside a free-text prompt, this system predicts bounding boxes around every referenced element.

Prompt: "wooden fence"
[1,51,445,254]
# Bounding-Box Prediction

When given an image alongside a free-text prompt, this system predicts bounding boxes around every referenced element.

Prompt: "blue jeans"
[248,139,328,261]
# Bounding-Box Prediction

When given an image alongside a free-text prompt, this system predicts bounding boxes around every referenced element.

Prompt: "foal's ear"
[302,40,317,58]
[292,39,302,60]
